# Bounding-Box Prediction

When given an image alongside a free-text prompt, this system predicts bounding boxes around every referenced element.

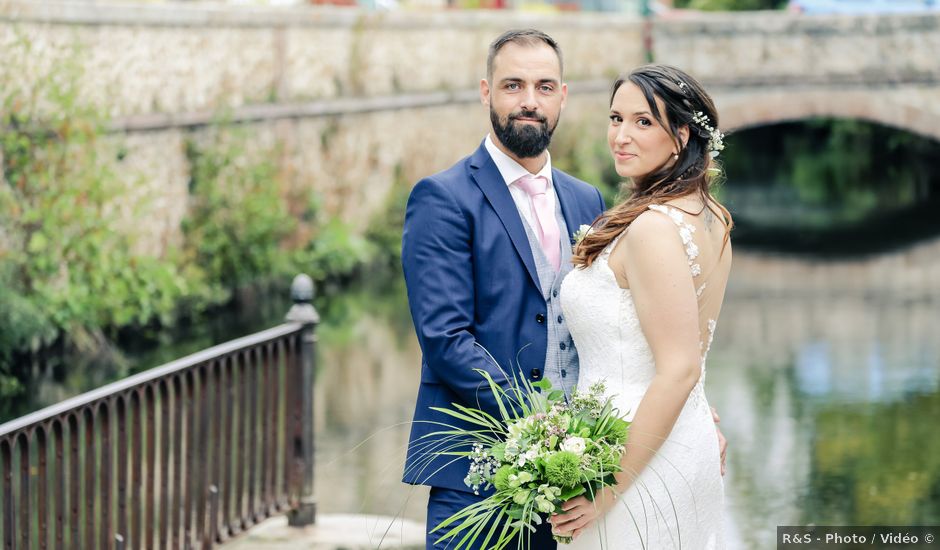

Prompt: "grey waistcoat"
[519,193,579,399]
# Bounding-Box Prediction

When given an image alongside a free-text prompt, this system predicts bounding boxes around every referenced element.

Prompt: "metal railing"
[0,274,319,549]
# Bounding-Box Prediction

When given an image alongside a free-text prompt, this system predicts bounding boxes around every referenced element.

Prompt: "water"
[299,239,940,549]
[709,245,940,547]
[7,245,938,548]
[719,119,940,256]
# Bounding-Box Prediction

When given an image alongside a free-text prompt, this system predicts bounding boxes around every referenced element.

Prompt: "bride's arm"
[609,210,704,484]
[551,211,703,538]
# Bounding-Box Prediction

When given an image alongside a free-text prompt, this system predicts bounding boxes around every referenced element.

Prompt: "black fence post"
[286,274,319,527]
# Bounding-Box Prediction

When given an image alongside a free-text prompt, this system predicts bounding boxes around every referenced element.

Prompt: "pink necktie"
[516,174,561,272]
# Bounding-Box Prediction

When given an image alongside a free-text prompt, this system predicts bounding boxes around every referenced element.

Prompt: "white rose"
[560,437,586,456]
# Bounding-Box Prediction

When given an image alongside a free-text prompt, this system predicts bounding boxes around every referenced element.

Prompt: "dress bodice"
[560,204,718,417]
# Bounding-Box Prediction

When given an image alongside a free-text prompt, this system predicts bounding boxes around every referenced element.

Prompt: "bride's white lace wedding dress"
[559,204,726,550]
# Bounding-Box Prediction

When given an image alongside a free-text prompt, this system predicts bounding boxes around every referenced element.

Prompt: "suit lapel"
[468,143,541,291]
[552,169,581,247]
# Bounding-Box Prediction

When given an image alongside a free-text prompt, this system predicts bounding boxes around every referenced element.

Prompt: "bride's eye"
[609,115,622,124]
[637,118,652,127]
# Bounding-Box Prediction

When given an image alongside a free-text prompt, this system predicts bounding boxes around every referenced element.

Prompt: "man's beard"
[490,108,557,159]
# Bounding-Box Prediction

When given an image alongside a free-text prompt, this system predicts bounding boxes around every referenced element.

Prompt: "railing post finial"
[286,273,319,324]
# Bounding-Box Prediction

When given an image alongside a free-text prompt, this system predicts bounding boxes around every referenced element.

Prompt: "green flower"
[607,418,630,445]
[535,495,556,513]
[493,465,514,492]
[545,451,582,488]
[508,470,533,489]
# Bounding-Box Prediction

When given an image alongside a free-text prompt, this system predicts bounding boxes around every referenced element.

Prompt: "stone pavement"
[218,514,425,550]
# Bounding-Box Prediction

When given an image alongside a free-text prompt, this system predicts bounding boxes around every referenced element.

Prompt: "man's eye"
[506,83,520,90]
[540,85,554,93]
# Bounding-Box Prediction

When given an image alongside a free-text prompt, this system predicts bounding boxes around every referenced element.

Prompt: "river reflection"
[313,239,940,549]
[6,239,938,549]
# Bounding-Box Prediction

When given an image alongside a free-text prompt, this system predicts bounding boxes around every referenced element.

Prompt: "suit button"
[531,368,542,380]
[535,314,545,324]
[552,289,558,298]
[559,342,567,350]
[557,315,563,324]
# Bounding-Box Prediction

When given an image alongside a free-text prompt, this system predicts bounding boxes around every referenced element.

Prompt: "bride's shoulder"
[631,206,681,232]
[621,208,683,248]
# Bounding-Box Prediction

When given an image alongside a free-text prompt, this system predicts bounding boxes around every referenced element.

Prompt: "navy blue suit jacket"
[401,141,606,492]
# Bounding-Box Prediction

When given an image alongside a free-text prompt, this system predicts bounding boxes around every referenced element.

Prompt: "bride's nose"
[615,126,633,145]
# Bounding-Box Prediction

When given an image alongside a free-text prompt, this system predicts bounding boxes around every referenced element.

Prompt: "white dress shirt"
[484,134,557,232]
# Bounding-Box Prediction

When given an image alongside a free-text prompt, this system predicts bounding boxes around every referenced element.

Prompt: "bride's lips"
[614,152,637,161]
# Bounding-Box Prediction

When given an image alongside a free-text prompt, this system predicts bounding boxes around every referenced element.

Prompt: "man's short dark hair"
[486,29,563,81]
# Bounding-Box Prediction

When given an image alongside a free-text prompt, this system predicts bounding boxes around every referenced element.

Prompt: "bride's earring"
[673,152,679,161]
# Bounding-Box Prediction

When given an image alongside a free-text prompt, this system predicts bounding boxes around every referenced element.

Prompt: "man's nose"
[519,87,539,111]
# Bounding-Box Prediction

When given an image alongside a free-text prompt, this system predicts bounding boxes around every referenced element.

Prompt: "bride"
[550,65,733,549]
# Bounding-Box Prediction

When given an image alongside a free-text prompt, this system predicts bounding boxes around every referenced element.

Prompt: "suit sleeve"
[401,177,510,417]
[596,186,607,212]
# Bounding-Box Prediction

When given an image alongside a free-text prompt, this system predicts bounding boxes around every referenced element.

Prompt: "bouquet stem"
[553,534,574,545]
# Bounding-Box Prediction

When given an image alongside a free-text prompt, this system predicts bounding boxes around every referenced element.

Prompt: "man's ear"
[480,78,490,107]
[560,82,568,111]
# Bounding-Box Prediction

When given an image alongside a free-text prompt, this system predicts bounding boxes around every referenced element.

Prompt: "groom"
[400,29,604,549]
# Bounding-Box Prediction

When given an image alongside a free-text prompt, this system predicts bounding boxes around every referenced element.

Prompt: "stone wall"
[103,92,613,256]
[0,1,643,118]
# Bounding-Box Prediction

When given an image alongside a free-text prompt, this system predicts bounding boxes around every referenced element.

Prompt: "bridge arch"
[716,88,940,142]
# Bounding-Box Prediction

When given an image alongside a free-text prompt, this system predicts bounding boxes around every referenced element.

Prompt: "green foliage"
[0,267,48,396]
[0,32,384,402]
[364,162,410,267]
[298,218,374,281]
[182,126,378,300]
[551,124,624,208]
[183,132,295,291]
[0,33,189,398]
[673,0,787,10]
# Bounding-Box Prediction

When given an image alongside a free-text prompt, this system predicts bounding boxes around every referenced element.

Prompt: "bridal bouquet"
[427,367,630,549]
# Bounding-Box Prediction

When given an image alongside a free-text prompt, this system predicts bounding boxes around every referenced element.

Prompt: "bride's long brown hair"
[572,65,733,268]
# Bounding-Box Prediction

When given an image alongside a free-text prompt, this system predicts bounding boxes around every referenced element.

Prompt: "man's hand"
[712,406,727,476]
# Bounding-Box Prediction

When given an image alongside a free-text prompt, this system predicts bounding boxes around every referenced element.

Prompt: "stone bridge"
[654,12,940,141]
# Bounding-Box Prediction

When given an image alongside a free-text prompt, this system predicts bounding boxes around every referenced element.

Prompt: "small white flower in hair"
[691,111,725,158]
